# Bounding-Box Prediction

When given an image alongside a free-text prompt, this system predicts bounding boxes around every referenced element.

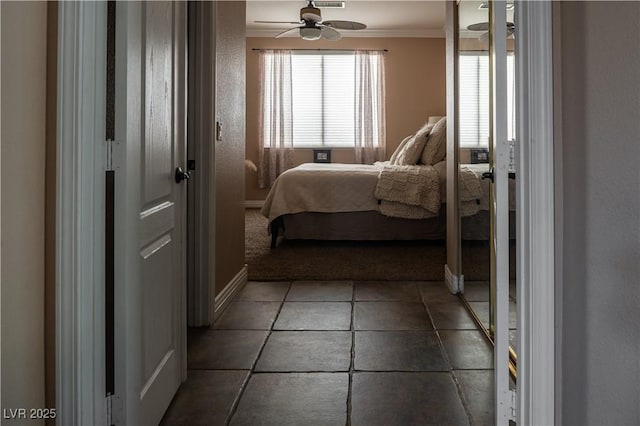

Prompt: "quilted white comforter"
[261,162,449,222]
[260,161,512,224]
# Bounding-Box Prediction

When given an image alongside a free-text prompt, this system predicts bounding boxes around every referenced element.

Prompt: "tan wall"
[1,1,47,422]
[245,37,446,201]
[556,2,640,424]
[215,1,247,293]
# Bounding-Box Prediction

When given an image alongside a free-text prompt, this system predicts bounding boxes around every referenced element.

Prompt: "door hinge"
[106,394,122,426]
[509,389,517,421]
[106,139,114,171]
[216,121,223,141]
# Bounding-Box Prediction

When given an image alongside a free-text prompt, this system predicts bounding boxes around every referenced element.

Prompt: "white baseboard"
[444,264,463,294]
[213,265,248,321]
[245,200,265,209]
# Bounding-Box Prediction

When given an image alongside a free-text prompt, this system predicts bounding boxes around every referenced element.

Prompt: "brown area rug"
[245,209,496,282]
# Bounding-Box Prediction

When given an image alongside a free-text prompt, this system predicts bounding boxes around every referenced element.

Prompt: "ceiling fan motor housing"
[301,4,322,22]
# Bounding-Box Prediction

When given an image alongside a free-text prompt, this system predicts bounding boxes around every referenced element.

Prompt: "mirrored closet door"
[456,0,518,382]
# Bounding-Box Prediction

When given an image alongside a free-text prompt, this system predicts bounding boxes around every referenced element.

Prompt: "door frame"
[490,2,512,422]
[186,1,217,327]
[56,1,189,424]
[56,0,556,424]
[55,2,108,424]
[515,1,556,424]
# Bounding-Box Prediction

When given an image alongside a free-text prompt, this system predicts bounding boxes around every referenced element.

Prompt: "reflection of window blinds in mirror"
[291,54,356,147]
[459,53,515,147]
[459,54,490,147]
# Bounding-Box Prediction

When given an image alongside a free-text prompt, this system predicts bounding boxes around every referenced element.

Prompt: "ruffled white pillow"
[389,135,413,164]
[395,116,441,165]
[421,116,447,165]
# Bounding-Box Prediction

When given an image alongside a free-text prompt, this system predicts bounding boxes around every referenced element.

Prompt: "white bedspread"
[261,163,383,222]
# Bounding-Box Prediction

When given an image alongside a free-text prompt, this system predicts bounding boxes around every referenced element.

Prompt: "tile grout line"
[224,281,294,426]
[420,282,476,426]
[218,280,486,425]
[346,281,356,426]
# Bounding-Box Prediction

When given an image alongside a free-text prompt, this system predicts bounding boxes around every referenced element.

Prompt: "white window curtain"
[354,50,386,164]
[258,50,294,188]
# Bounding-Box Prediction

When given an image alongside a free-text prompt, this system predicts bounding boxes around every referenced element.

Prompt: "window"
[459,53,515,148]
[259,49,385,184]
[291,53,357,147]
[261,52,383,148]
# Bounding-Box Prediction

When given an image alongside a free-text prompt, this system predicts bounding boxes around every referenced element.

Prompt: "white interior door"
[490,1,513,423]
[137,2,186,424]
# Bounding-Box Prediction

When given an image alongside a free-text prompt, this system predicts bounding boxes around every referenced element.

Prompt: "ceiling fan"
[254,1,367,41]
[467,21,516,40]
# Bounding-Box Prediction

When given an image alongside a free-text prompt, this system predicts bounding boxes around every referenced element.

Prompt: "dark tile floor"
[161,281,495,426]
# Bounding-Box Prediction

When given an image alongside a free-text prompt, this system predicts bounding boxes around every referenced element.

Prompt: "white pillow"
[423,116,443,135]
[395,134,428,165]
[393,118,432,165]
[421,117,447,165]
[389,135,413,164]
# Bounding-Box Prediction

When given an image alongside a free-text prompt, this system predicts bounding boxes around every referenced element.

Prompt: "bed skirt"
[282,208,448,241]
[271,208,514,245]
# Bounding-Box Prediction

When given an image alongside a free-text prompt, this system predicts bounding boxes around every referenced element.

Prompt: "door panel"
[137,2,185,424]
[143,2,174,204]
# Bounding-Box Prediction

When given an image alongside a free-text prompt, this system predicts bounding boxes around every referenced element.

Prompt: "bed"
[259,116,511,247]
[261,161,447,247]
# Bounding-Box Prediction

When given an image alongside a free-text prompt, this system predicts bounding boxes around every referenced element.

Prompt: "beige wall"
[215,1,247,293]
[1,1,47,422]
[556,2,640,424]
[245,37,446,201]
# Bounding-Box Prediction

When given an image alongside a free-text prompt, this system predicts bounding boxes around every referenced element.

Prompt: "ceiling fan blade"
[320,25,341,41]
[275,27,301,39]
[255,20,303,25]
[468,21,515,32]
[322,20,366,30]
[477,28,513,41]
[467,22,489,31]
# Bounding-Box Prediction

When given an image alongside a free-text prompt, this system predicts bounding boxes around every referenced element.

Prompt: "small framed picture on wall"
[313,149,331,163]
[470,148,489,164]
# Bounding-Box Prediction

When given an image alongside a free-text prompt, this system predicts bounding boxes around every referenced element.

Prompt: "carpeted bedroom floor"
[245,209,500,282]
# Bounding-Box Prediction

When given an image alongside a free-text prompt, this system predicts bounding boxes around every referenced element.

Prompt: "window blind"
[459,54,490,148]
[291,54,356,147]
[459,53,515,148]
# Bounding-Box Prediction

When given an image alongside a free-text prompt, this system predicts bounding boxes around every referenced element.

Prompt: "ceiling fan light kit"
[300,26,322,40]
